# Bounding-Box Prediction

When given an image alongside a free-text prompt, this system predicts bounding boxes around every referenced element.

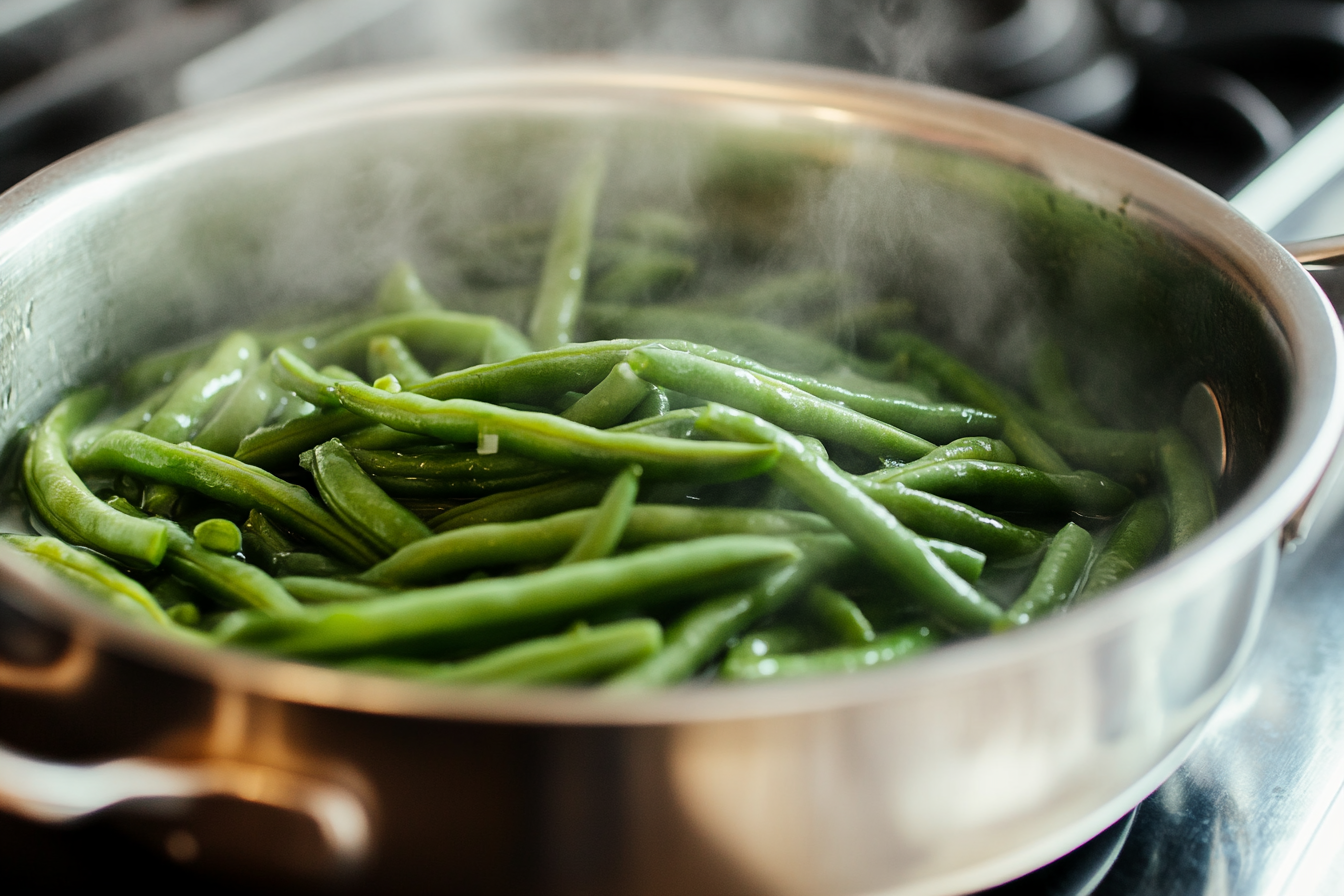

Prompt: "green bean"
[582,305,860,375]
[269,349,350,410]
[529,151,606,348]
[219,535,801,658]
[73,430,381,567]
[695,404,1003,631]
[848,479,1048,560]
[607,561,825,687]
[351,619,662,685]
[590,248,695,305]
[1,533,171,626]
[807,583,876,645]
[193,518,242,554]
[368,335,431,386]
[105,383,174,434]
[719,626,810,680]
[120,339,216,400]
[234,410,367,468]
[349,444,556,481]
[626,386,672,422]
[889,332,1070,473]
[168,603,202,626]
[1078,497,1167,601]
[139,482,182,517]
[1029,340,1099,427]
[923,538,987,584]
[338,424,428,452]
[871,460,1132,516]
[279,577,394,604]
[1024,411,1158,486]
[334,381,780,482]
[865,437,1016,483]
[560,362,654,428]
[721,623,938,681]
[191,363,282,456]
[627,346,936,462]
[681,344,999,442]
[142,332,260,444]
[109,497,300,615]
[271,553,356,578]
[300,311,530,372]
[367,503,834,586]
[995,523,1094,630]
[1158,427,1216,550]
[375,260,441,314]
[558,465,640,565]
[414,341,654,408]
[301,439,431,555]
[24,389,169,567]
[429,476,612,532]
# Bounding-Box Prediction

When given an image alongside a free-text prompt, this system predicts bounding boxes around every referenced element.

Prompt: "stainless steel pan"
[0,59,1340,896]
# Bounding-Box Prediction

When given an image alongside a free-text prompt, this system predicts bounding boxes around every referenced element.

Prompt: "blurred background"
[3,0,1344,241]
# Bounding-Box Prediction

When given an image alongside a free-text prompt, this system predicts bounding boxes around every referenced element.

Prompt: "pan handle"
[0,742,372,867]
[1284,234,1344,268]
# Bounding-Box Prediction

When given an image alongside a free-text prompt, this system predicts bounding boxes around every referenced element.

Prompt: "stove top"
[2,2,1344,894]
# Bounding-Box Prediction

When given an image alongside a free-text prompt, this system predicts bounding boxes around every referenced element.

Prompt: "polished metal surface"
[0,60,1340,894]
[1093,511,1344,896]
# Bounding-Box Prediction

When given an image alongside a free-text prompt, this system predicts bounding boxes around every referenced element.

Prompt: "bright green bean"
[1,533,171,626]
[191,363,282,456]
[847,479,1048,560]
[368,335,431,386]
[302,438,430,555]
[864,437,1016,483]
[873,460,1132,516]
[1158,427,1216,550]
[219,535,801,658]
[529,151,606,349]
[558,465,640,565]
[1078,497,1167,601]
[695,404,1003,631]
[560,362,653,428]
[73,430,381,567]
[334,381,780,482]
[24,389,169,567]
[807,583,876,645]
[429,476,612,532]
[627,346,936,461]
[142,332,260,444]
[995,522,1094,629]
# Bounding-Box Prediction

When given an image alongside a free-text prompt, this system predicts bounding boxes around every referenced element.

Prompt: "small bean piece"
[368,335,432,386]
[1078,497,1167,601]
[807,583,876,645]
[557,465,641,565]
[193,518,243,555]
[560,362,654,428]
[995,522,1094,629]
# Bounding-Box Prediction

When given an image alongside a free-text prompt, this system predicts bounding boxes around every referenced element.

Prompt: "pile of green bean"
[6,153,1218,687]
